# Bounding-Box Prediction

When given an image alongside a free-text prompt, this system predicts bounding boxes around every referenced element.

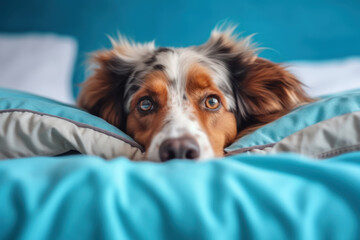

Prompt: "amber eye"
[137,98,154,113]
[204,96,221,110]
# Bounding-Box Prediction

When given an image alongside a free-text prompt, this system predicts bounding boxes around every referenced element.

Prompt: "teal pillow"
[0,88,143,159]
[226,88,360,153]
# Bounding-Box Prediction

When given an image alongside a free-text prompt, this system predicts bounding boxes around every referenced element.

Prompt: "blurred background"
[0,0,359,103]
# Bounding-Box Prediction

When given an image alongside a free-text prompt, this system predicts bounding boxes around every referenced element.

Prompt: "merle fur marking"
[144,55,157,66]
[156,47,173,53]
[153,64,165,70]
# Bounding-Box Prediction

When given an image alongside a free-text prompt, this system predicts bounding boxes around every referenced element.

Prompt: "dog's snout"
[159,137,200,162]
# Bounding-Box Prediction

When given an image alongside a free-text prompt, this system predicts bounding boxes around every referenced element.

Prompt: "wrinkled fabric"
[0,88,134,141]
[0,153,359,240]
[226,89,360,152]
[0,111,143,160]
[0,88,144,159]
[272,112,360,158]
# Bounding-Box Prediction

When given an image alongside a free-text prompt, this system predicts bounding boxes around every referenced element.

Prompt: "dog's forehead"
[147,47,236,110]
[151,48,197,80]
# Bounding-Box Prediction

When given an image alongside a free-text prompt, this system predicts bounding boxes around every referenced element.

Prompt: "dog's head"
[78,28,311,162]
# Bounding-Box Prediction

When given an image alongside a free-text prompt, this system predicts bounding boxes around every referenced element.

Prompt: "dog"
[77,27,312,162]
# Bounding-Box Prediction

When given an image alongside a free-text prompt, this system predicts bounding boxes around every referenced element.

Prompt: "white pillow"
[0,33,77,104]
[287,57,360,97]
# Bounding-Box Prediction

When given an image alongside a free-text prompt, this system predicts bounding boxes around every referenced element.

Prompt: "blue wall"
[1,0,359,97]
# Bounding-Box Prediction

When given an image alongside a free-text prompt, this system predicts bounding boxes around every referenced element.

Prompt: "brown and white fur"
[78,27,312,162]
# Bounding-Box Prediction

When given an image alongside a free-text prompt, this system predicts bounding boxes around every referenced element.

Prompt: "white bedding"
[0,34,77,104]
[287,57,360,97]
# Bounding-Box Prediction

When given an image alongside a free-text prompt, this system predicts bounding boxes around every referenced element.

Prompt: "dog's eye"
[204,96,221,110]
[137,98,154,113]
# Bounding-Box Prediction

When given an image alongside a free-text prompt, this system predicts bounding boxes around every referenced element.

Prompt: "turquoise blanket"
[1,153,359,240]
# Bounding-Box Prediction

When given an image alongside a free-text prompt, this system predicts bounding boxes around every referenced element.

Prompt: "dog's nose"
[159,136,200,162]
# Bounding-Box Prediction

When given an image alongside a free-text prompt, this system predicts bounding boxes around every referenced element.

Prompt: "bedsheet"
[1,153,359,240]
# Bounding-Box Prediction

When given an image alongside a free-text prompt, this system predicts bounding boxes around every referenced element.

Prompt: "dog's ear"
[234,58,312,137]
[198,28,312,136]
[77,38,155,131]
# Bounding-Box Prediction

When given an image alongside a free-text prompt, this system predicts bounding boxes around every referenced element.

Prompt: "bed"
[1,86,360,239]
[1,151,360,239]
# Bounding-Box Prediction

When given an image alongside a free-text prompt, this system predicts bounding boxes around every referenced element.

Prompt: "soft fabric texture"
[0,34,77,104]
[0,153,359,240]
[271,112,360,158]
[226,88,360,153]
[0,88,143,160]
[287,57,360,97]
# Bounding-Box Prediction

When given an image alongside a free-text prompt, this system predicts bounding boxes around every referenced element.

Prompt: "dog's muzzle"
[159,136,200,162]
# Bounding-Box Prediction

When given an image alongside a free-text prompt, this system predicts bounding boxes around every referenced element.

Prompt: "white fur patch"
[146,94,214,162]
